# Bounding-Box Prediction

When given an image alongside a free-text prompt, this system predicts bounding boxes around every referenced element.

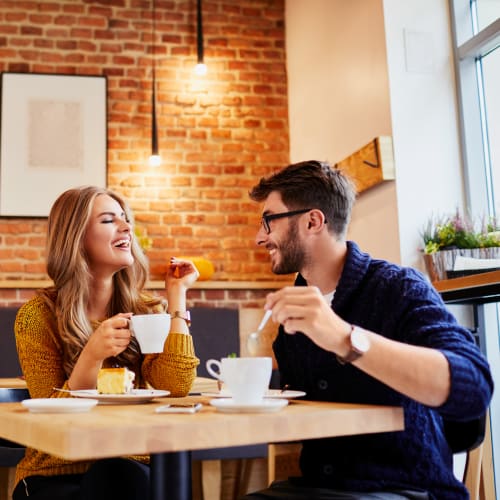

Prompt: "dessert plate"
[202,389,306,399]
[69,389,170,404]
[209,398,288,414]
[22,398,98,414]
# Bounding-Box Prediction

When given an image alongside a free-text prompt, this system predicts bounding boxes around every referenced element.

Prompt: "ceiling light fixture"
[149,0,161,167]
[195,0,207,76]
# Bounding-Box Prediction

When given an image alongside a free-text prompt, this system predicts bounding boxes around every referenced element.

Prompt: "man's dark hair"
[249,160,357,238]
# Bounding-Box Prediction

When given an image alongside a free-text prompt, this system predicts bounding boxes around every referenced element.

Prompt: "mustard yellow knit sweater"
[14,295,199,485]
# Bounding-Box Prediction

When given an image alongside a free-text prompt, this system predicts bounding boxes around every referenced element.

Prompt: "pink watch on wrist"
[170,310,191,327]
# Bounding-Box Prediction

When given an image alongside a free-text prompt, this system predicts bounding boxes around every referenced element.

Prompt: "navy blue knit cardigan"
[273,241,494,499]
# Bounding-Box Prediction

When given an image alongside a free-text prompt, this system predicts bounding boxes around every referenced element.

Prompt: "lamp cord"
[151,0,158,155]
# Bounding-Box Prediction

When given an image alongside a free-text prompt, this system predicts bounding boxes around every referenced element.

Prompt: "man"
[245,161,493,499]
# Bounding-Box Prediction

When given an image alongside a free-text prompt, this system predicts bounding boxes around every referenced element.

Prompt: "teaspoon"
[247,309,272,355]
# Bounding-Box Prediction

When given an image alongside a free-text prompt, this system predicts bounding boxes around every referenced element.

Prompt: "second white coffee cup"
[130,313,170,353]
[206,356,272,405]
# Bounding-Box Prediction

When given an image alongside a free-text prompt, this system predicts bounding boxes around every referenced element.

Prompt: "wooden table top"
[0,377,27,389]
[0,395,404,461]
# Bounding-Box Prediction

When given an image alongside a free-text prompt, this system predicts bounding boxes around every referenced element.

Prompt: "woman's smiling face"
[83,194,134,276]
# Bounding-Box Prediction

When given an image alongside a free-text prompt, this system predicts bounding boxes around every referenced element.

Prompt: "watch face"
[351,327,370,353]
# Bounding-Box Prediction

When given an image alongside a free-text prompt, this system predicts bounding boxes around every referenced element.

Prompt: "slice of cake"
[97,367,135,394]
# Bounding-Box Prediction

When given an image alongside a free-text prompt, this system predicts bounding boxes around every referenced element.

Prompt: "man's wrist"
[336,325,371,365]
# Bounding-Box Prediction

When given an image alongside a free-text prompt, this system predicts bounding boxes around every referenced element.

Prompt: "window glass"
[481,46,500,216]
[475,0,500,32]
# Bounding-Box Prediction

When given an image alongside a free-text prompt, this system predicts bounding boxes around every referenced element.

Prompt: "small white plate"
[69,389,170,404]
[209,398,288,413]
[202,389,306,399]
[22,398,98,414]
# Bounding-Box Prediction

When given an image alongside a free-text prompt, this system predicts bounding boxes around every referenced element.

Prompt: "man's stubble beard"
[272,221,309,275]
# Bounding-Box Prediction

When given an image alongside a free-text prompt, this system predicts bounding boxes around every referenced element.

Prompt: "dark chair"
[190,307,268,499]
[0,307,22,377]
[443,415,486,454]
[0,388,30,467]
[443,413,488,500]
[0,388,30,500]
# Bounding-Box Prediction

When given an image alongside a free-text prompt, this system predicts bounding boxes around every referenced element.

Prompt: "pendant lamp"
[195,0,207,75]
[149,0,161,167]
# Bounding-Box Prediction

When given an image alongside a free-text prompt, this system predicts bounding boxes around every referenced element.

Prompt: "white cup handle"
[206,359,223,380]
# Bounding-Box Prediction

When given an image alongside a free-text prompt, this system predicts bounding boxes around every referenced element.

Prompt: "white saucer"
[22,398,98,414]
[265,389,306,399]
[202,389,306,399]
[69,389,170,404]
[209,398,288,413]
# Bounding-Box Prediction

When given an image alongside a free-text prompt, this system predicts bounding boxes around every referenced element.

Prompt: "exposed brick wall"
[0,0,290,293]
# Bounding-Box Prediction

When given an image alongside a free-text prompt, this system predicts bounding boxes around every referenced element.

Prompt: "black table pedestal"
[150,451,192,500]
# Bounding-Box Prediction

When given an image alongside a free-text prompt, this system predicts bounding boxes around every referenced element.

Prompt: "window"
[450,0,500,493]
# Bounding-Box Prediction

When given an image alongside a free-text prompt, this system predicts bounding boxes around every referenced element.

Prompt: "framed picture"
[0,72,107,217]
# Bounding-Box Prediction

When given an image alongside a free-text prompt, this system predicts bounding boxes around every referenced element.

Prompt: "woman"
[13,186,200,499]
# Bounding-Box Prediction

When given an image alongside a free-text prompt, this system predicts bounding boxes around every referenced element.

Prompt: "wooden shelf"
[432,270,500,305]
[0,280,287,290]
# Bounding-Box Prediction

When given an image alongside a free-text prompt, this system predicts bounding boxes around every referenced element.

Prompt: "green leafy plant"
[422,211,500,254]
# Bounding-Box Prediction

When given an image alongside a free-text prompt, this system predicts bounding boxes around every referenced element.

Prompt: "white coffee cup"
[206,356,272,405]
[130,313,170,353]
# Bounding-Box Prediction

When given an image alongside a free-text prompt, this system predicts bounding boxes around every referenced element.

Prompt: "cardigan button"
[318,379,328,390]
[322,464,334,475]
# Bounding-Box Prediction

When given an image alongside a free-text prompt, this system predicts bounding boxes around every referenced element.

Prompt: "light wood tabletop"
[0,377,27,389]
[0,387,403,500]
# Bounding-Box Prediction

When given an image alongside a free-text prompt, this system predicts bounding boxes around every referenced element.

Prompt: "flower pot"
[423,247,500,282]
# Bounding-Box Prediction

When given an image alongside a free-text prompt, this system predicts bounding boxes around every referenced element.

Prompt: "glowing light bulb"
[149,154,161,167]
[195,63,207,76]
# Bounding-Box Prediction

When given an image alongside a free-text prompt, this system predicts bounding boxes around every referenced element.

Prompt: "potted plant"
[421,211,500,281]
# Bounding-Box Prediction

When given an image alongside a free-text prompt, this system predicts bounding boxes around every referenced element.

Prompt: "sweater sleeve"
[387,269,494,419]
[141,332,199,396]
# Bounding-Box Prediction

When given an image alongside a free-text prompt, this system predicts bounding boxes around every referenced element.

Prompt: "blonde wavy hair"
[41,186,163,376]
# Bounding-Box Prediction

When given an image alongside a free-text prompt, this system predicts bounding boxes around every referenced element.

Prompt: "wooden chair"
[451,411,494,500]
[240,308,300,486]
[190,307,268,499]
[0,388,30,500]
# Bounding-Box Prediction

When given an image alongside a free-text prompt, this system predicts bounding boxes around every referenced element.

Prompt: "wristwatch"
[336,325,370,364]
[170,310,191,327]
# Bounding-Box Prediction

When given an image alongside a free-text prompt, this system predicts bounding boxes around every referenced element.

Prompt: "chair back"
[189,308,268,463]
[0,307,22,377]
[190,307,239,377]
[0,387,30,467]
[443,414,486,454]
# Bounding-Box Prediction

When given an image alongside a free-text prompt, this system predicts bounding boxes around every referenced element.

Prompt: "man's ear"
[307,209,326,231]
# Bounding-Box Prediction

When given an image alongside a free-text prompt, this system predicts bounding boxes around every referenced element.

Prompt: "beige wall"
[286,0,465,271]
[286,0,400,263]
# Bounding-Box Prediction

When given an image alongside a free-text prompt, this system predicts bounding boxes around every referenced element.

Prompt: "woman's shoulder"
[16,292,55,327]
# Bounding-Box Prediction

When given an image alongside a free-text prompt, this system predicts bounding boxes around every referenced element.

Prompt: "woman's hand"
[68,312,132,390]
[166,257,200,291]
[83,312,133,362]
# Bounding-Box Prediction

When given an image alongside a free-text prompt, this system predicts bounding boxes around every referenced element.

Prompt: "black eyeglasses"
[261,208,313,234]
